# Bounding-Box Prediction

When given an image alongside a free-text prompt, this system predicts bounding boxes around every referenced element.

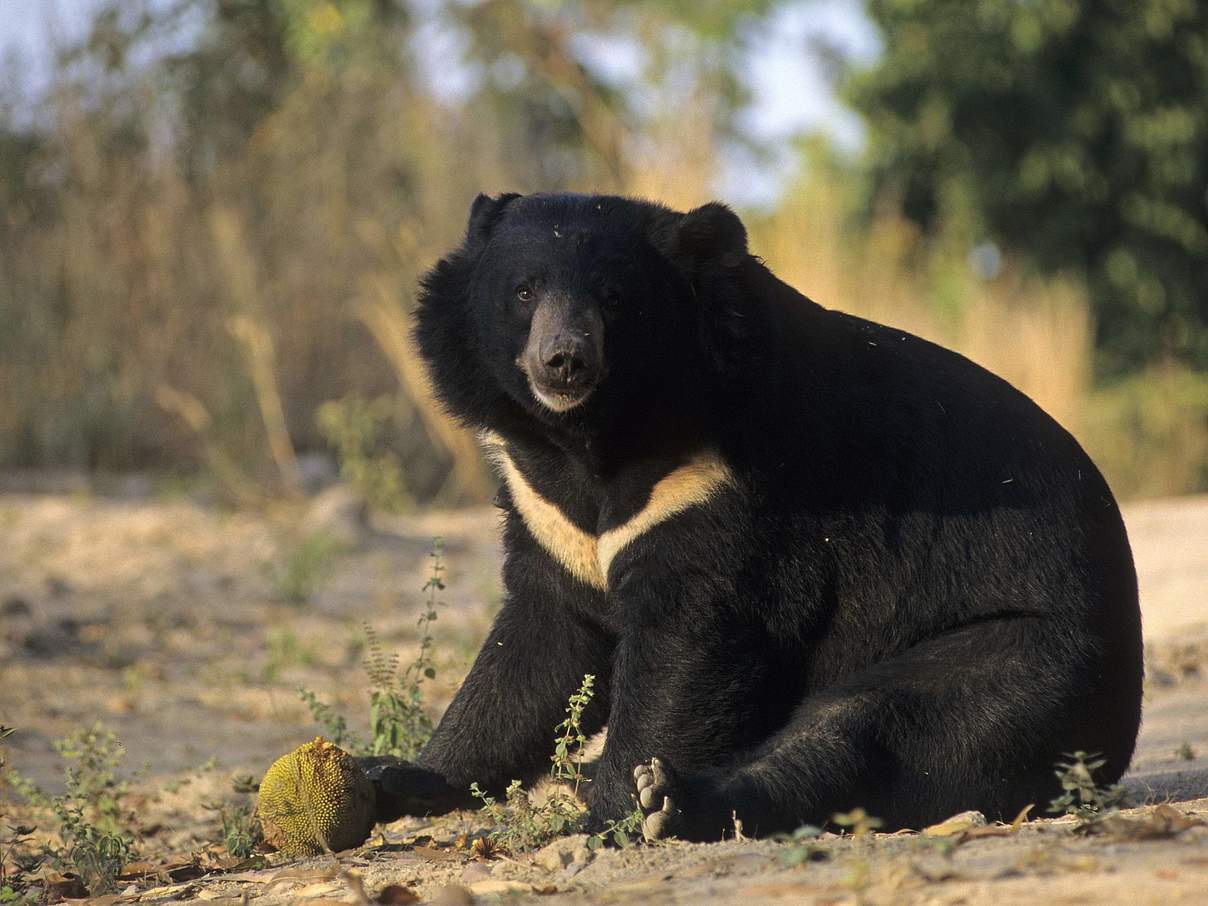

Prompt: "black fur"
[369,192,1142,841]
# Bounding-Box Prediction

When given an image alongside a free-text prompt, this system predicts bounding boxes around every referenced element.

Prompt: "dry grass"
[0,67,502,502]
[0,65,1201,502]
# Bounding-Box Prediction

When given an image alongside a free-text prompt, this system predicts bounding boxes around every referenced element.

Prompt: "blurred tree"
[848,0,1208,375]
[444,0,776,190]
[0,0,788,491]
[160,0,414,174]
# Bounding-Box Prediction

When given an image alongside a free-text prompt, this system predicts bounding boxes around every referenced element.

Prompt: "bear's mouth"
[528,379,595,413]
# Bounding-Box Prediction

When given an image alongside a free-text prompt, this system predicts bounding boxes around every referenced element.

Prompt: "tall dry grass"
[0,63,1201,502]
[0,66,509,503]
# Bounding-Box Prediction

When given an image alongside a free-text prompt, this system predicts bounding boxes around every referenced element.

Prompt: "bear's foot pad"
[634,757,683,841]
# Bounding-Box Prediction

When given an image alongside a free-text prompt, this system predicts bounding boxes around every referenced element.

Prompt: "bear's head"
[415,192,755,437]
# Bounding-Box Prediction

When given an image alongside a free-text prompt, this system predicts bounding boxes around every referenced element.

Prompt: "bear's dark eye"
[514,284,534,303]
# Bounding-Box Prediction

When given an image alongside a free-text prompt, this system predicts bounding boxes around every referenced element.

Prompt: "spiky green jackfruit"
[256,737,375,856]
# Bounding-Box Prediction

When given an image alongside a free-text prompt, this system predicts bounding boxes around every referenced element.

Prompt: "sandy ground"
[1,487,1206,904]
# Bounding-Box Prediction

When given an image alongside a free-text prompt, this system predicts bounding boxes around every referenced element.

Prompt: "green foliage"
[776,823,828,867]
[452,0,772,186]
[469,779,585,853]
[298,538,445,758]
[203,775,264,861]
[3,724,136,896]
[550,674,595,794]
[0,884,40,904]
[849,0,1208,375]
[273,532,339,605]
[364,626,430,761]
[590,806,644,852]
[220,804,260,860]
[0,824,41,906]
[298,688,364,753]
[46,800,134,895]
[52,724,133,836]
[1048,751,1128,820]
[471,674,642,852]
[365,539,445,759]
[230,773,260,795]
[831,807,883,837]
[207,798,261,862]
[316,395,410,513]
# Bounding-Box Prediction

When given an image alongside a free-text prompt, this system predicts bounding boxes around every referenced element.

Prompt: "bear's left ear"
[658,201,748,273]
[465,192,522,248]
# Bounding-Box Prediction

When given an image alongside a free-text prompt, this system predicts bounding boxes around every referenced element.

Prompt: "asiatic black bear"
[367,192,1142,841]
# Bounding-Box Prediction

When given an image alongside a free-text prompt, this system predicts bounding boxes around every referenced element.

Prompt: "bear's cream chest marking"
[480,432,733,590]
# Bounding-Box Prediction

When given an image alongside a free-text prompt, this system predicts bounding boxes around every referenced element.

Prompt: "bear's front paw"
[633,757,684,842]
[358,758,466,823]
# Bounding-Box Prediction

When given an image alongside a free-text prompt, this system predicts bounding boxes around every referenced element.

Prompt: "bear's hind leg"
[636,614,1141,841]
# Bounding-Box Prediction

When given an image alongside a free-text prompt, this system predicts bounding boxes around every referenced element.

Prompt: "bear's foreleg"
[585,604,776,831]
[368,538,613,822]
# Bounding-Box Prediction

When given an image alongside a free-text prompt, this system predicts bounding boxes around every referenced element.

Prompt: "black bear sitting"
[367,192,1142,842]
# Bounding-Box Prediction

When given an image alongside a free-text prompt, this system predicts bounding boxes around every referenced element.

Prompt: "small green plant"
[47,800,133,894]
[1177,741,1196,761]
[776,823,828,866]
[1048,751,1128,819]
[317,395,410,513]
[297,538,446,758]
[365,538,445,758]
[832,807,883,837]
[470,674,643,852]
[551,674,594,792]
[223,808,258,859]
[590,807,644,851]
[0,823,41,905]
[203,775,264,861]
[4,724,137,896]
[364,626,427,760]
[273,531,339,604]
[217,803,260,860]
[52,725,133,835]
[298,687,364,752]
[469,780,557,852]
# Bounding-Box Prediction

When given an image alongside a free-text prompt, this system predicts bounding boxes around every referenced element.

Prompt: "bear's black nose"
[543,342,588,384]
[524,299,604,399]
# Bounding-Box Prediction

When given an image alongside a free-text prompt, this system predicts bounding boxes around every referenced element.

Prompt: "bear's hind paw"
[633,757,684,842]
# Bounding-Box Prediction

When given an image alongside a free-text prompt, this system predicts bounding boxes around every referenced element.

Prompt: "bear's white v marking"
[481,432,604,589]
[479,432,733,591]
[596,457,733,578]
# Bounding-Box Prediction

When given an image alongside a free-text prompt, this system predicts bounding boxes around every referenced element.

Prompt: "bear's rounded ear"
[676,202,747,265]
[656,201,748,273]
[465,192,521,247]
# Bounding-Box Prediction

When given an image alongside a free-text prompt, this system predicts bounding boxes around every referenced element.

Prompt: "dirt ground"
[1,484,1206,905]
